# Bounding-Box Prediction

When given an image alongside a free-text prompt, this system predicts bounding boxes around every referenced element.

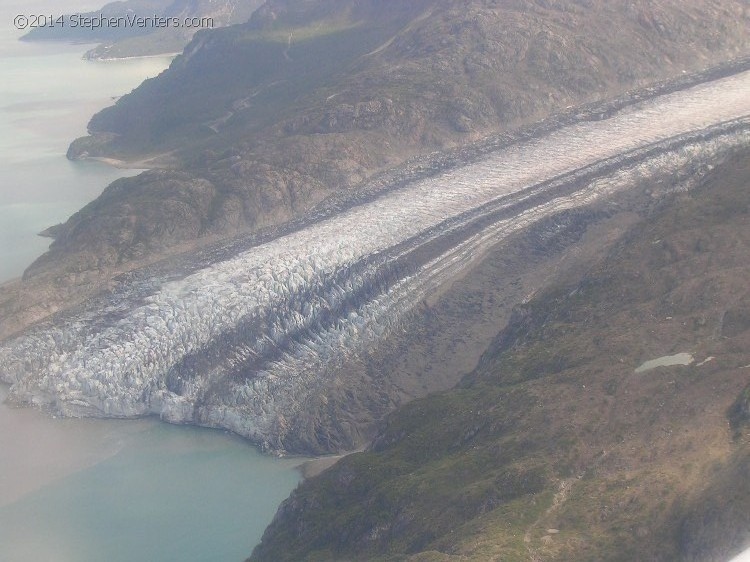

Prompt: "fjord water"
[0,3,303,561]
[0,0,168,282]
[0,386,304,562]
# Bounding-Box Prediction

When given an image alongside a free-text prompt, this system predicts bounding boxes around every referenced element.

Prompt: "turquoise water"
[0,0,169,282]
[0,385,303,562]
[0,4,304,561]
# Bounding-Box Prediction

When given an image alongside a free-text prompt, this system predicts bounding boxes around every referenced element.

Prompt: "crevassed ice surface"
[729,547,750,562]
[1,71,750,448]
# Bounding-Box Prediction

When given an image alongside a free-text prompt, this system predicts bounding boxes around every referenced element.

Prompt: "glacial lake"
[0,2,304,561]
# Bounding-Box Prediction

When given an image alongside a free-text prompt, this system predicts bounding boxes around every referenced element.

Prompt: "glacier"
[1,70,750,452]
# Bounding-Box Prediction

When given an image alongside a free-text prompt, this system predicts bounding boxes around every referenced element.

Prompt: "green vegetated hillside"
[249,148,750,561]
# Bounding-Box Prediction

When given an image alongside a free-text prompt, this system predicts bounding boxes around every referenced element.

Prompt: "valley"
[2,69,749,454]
[2,1,750,559]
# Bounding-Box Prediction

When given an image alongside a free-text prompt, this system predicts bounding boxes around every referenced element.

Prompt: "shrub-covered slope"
[250,149,750,561]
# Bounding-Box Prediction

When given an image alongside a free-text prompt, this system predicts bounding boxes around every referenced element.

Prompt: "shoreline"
[296,448,365,479]
[73,55,750,199]
[4,58,750,456]
[83,155,148,169]
[75,149,177,169]
[86,52,180,62]
[18,36,180,62]
[0,276,21,289]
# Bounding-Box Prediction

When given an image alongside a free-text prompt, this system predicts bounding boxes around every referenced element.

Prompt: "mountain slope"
[78,0,750,158]
[249,147,750,561]
[56,0,750,269]
[7,0,747,341]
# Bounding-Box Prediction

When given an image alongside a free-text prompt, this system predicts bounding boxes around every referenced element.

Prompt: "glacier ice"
[1,71,750,450]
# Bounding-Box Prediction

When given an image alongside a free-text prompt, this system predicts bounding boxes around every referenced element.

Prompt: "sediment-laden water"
[0,4,305,561]
[0,385,303,562]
